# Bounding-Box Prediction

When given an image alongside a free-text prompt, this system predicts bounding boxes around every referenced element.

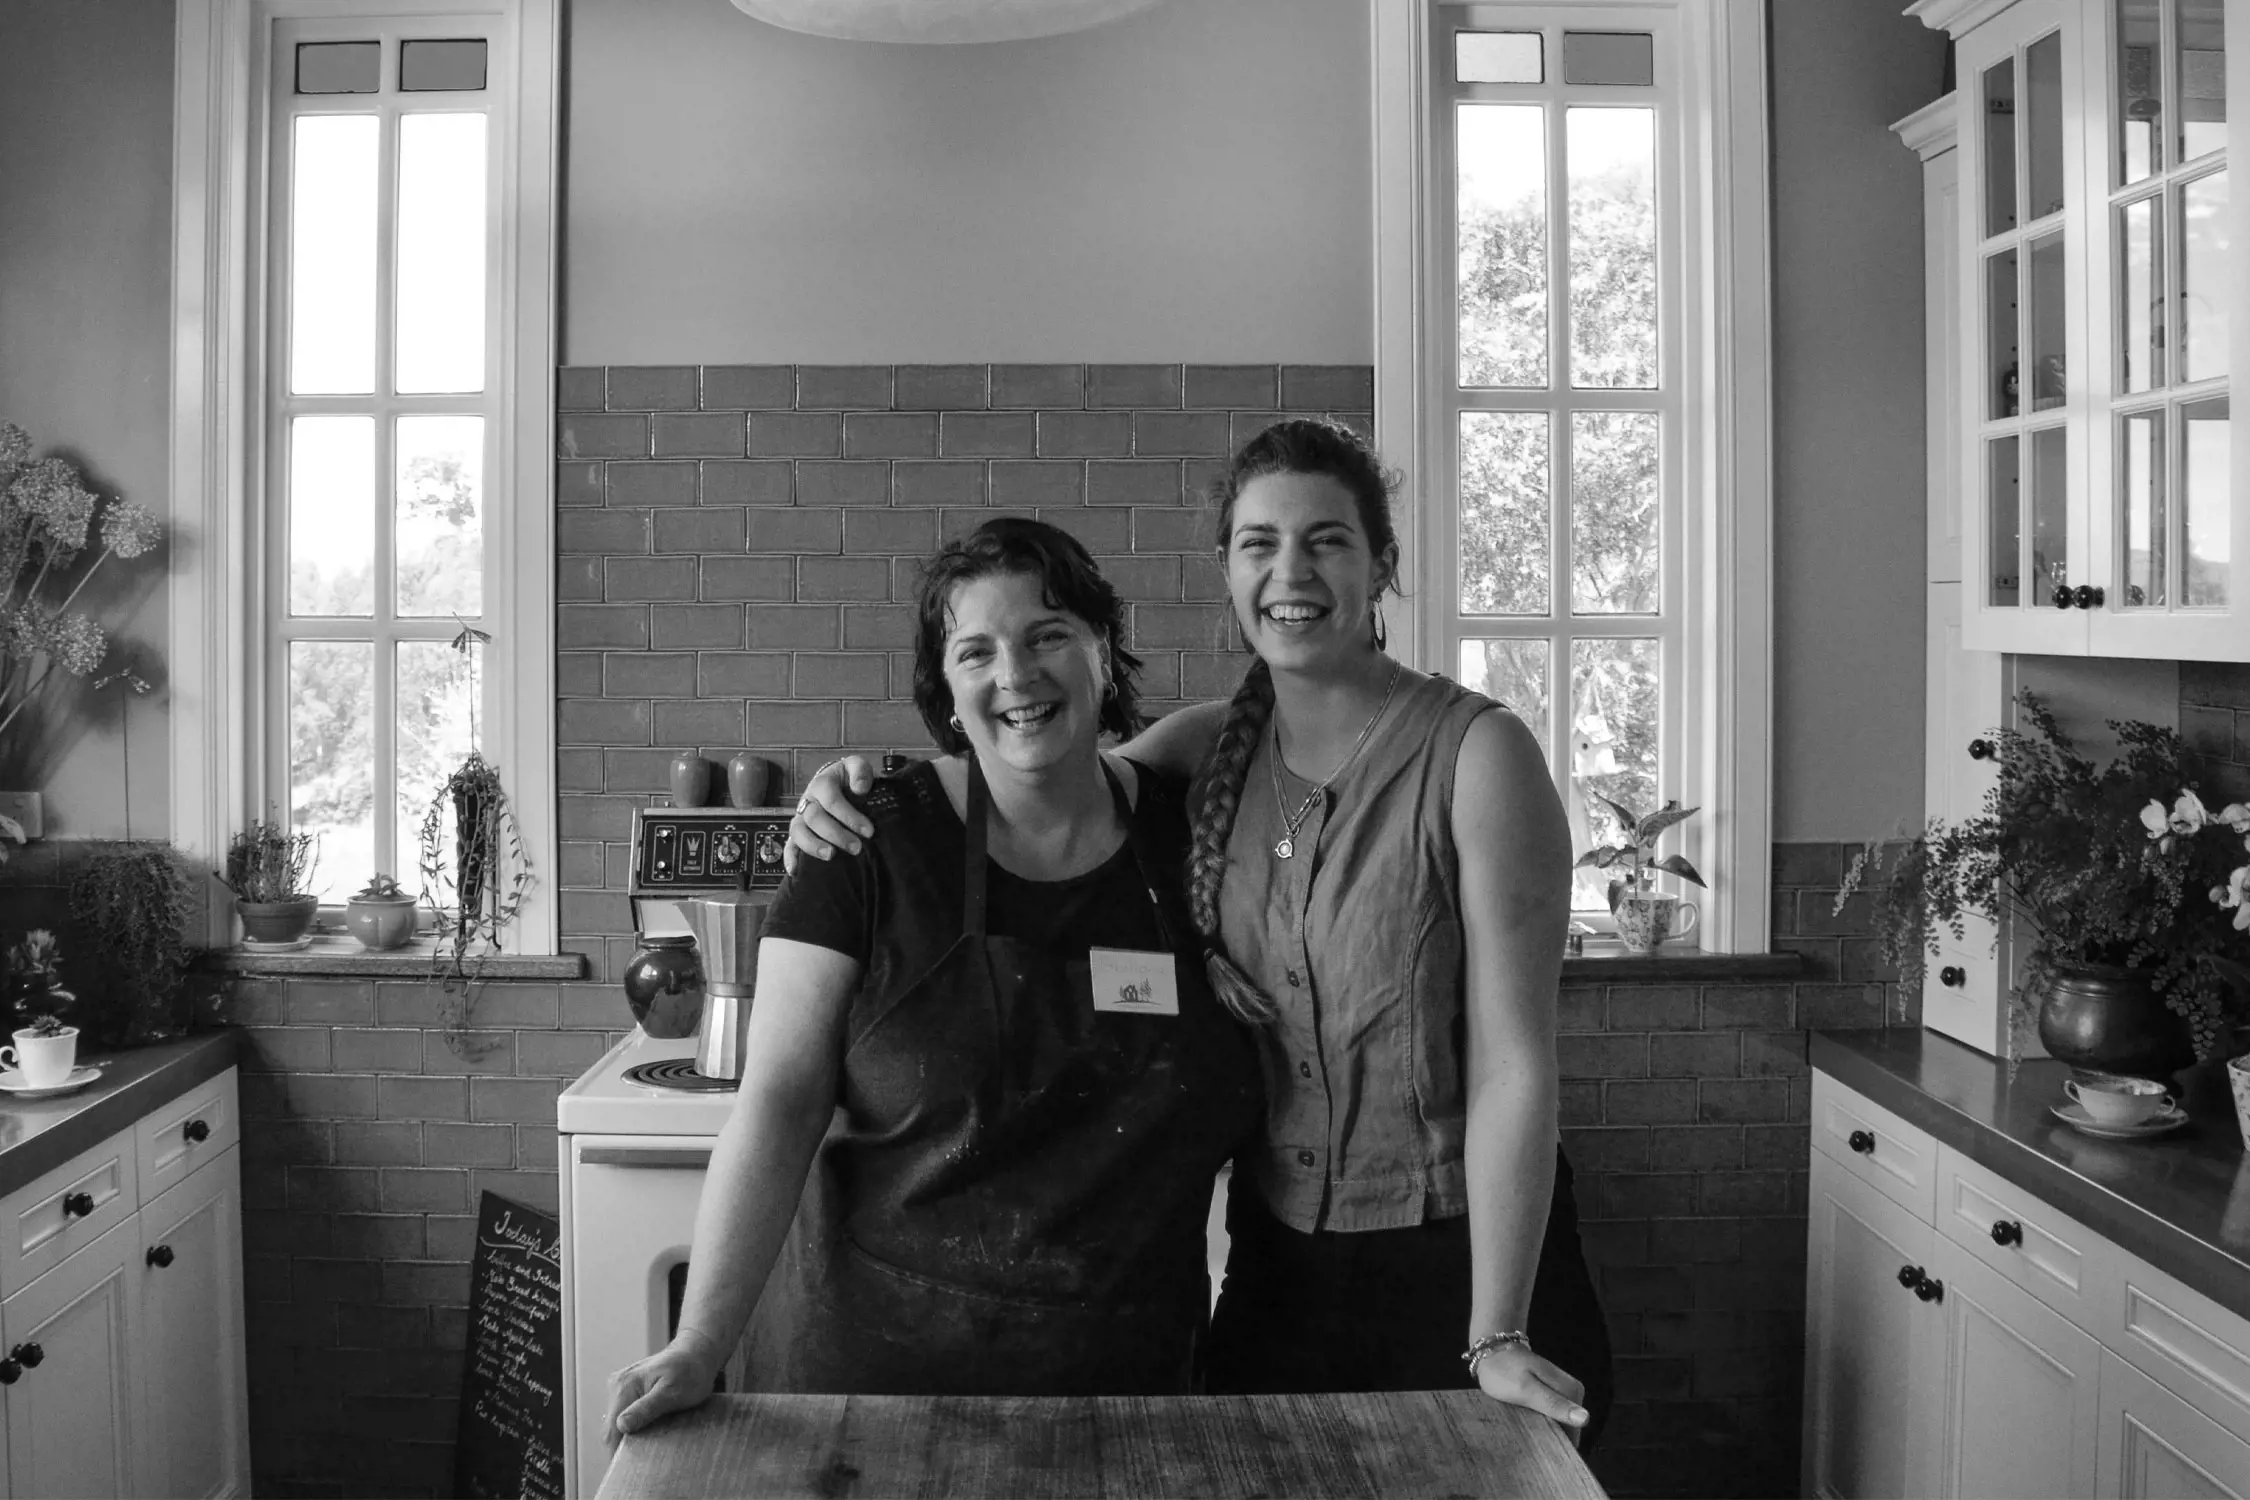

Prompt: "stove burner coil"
[622,1059,739,1092]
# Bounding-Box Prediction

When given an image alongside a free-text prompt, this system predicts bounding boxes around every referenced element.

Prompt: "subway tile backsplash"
[553,362,1372,974]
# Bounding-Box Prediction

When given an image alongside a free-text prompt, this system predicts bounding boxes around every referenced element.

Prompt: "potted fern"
[221,820,319,945]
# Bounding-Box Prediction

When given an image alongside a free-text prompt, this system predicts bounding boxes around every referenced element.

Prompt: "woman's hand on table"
[604,1336,724,1446]
[782,755,878,873]
[1474,1344,1590,1445]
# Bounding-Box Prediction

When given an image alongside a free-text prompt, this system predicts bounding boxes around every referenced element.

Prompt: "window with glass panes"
[1435,10,1681,911]
[268,26,495,903]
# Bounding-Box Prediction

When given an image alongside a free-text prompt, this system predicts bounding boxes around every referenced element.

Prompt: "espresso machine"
[625,803,791,1082]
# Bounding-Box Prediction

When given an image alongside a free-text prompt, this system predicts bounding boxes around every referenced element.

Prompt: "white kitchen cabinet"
[134,1147,248,1500]
[2099,1348,2250,1497]
[1,1217,139,1500]
[0,1067,247,1500]
[1805,1149,1941,1499]
[1806,1070,2250,1498]
[1925,1234,2105,1498]
[1912,0,2250,660]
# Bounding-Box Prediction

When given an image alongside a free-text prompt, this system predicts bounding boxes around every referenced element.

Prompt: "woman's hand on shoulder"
[783,755,879,873]
[1474,1343,1591,1443]
[603,1334,725,1446]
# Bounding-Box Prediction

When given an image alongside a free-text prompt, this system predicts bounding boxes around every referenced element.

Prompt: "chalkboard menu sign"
[454,1192,565,1500]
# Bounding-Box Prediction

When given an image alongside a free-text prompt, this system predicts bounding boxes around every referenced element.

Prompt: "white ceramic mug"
[2063,1073,2172,1127]
[1,1027,77,1088]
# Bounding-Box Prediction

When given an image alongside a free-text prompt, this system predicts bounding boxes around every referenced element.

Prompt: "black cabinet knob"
[183,1118,210,1144]
[1897,1263,1924,1290]
[1849,1129,1876,1155]
[0,1360,20,1386]
[2053,588,2076,610]
[1990,1219,2024,1247]
[12,1343,43,1369]
[61,1191,93,1219]
[1967,739,1996,760]
[1915,1276,1946,1303]
[2075,585,2106,609]
[146,1244,174,1269]
[1940,966,1966,988]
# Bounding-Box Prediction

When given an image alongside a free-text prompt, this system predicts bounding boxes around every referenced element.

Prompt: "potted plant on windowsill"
[1576,798,1705,954]
[220,819,320,946]
[345,873,420,952]
[1844,691,2250,1076]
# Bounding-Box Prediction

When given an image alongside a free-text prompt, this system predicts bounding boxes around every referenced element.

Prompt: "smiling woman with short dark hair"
[604,518,1259,1433]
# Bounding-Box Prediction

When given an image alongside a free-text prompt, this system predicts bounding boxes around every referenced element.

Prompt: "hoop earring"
[949,714,965,733]
[1371,602,1389,651]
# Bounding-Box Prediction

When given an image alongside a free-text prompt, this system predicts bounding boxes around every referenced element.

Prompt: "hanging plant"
[417,750,530,1057]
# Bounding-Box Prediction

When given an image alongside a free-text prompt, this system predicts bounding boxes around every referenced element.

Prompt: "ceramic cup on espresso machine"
[678,876,766,1080]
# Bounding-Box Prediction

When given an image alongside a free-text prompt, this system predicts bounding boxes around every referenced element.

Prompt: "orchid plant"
[1846,692,2250,1060]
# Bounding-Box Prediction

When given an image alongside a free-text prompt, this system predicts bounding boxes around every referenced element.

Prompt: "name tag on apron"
[1089,948,1180,1016]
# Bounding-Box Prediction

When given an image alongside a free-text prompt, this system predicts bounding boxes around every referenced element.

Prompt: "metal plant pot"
[2035,960,2195,1078]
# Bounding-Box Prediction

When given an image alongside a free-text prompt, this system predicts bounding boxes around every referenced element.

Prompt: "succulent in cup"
[4,929,71,1034]
[354,873,408,901]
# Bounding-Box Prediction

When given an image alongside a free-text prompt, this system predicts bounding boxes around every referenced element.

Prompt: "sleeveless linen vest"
[1217,669,1499,1232]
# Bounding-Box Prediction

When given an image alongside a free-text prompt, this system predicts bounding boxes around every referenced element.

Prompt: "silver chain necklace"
[1267,660,1404,860]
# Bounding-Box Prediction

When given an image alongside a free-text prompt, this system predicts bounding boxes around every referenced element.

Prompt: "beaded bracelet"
[1462,1330,1532,1381]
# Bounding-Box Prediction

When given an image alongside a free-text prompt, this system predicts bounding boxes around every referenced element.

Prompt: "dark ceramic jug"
[2036,961,2195,1078]
[623,935,706,1040]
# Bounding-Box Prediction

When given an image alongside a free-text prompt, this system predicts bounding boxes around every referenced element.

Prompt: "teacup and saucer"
[2048,1072,2188,1139]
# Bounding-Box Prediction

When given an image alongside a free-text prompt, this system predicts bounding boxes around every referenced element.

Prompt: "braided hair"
[1186,419,1401,1027]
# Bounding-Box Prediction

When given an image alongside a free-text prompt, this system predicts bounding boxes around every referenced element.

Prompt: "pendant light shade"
[729,0,1172,45]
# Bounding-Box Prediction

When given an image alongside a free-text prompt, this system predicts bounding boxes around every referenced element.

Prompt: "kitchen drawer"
[135,1066,238,1204]
[1935,1143,2105,1331]
[1811,1070,1937,1224]
[2093,1239,2250,1446]
[0,1126,137,1295]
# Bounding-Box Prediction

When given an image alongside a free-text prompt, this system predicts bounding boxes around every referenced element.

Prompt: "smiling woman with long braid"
[785,421,1612,1447]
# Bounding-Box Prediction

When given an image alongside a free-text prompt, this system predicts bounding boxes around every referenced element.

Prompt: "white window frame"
[1373,0,1773,953]
[170,0,559,951]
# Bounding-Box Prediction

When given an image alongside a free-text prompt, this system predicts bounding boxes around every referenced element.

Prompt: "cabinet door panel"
[1922,579,2008,1056]
[2,1217,138,1500]
[1927,1236,2102,1499]
[138,1145,247,1499]
[135,1069,238,1206]
[2098,1348,2250,1499]
[1805,1151,1937,1500]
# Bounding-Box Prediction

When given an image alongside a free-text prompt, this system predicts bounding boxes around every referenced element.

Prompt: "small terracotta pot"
[345,895,419,951]
[237,895,318,944]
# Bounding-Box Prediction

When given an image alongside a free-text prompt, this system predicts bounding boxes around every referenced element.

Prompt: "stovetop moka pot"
[677,879,766,1080]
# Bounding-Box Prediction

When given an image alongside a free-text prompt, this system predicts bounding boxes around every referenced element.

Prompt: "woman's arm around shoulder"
[603,937,859,1442]
[1118,700,1227,783]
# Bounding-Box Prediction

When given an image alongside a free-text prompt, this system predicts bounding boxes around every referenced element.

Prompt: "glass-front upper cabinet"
[1918,0,2245,659]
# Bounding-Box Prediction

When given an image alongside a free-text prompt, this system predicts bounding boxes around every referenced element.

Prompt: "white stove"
[556,1030,742,1498]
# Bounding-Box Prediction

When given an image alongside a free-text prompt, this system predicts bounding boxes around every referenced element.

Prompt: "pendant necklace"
[1268,660,1404,860]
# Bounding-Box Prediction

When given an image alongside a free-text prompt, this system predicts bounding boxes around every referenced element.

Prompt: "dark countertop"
[1812,1028,2250,1320]
[0,1031,240,1199]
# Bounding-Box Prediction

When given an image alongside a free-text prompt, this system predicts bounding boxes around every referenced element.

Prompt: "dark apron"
[746,757,1257,1396]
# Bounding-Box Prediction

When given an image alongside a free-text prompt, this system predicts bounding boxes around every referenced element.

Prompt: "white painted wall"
[0,0,176,839]
[561,0,1374,365]
[1769,1,1949,841]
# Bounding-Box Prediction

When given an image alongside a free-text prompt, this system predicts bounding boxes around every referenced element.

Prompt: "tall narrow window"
[270,26,496,901]
[1441,8,1681,915]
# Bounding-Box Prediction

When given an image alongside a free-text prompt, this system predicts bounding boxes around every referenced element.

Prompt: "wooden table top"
[596,1390,1606,1499]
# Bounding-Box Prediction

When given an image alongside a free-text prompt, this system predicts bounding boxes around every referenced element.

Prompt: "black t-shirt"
[762,757,1194,978]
